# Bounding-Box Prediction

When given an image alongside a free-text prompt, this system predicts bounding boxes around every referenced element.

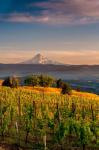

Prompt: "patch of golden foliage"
[72,90,99,99]
[19,86,99,100]
[0,80,3,86]
[20,86,61,94]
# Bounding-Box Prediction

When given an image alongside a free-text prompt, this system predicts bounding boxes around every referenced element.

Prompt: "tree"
[39,74,54,87]
[24,75,39,87]
[61,83,72,95]
[2,76,19,88]
[56,79,63,88]
[76,86,81,92]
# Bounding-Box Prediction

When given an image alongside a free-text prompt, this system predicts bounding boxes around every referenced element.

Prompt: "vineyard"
[0,87,99,150]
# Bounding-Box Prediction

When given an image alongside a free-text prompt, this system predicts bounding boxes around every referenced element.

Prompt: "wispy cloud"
[0,0,99,25]
[0,13,49,23]
[30,0,99,25]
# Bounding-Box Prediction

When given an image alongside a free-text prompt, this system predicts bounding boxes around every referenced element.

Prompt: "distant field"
[0,86,99,150]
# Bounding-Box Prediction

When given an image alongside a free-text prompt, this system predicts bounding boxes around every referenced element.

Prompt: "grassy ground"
[0,86,99,150]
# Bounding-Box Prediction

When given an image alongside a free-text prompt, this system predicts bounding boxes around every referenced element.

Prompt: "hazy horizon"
[0,0,99,64]
[1,51,99,65]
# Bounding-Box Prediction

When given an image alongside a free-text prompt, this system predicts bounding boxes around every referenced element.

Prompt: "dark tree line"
[2,75,72,95]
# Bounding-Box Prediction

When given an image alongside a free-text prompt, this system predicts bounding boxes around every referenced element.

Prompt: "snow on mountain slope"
[21,53,62,65]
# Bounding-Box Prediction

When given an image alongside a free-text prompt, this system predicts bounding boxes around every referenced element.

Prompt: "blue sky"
[0,0,99,64]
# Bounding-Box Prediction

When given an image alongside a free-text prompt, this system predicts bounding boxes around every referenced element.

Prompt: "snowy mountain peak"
[21,53,63,65]
[33,53,48,64]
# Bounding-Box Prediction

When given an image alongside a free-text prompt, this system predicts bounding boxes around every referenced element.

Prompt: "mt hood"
[21,53,62,65]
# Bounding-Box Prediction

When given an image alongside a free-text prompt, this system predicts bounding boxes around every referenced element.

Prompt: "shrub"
[61,83,72,95]
[24,74,54,87]
[39,74,54,87]
[56,78,63,88]
[24,75,39,87]
[2,76,19,88]
[76,86,81,92]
